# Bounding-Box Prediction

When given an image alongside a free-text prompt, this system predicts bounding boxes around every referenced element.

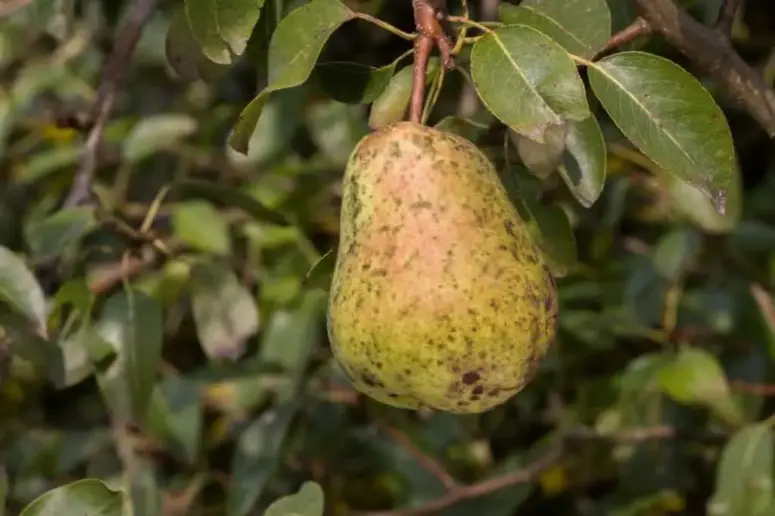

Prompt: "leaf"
[228,0,355,154]
[471,25,589,143]
[499,0,611,58]
[171,200,233,256]
[25,206,98,263]
[315,61,396,104]
[166,6,230,82]
[145,376,202,464]
[185,0,231,64]
[0,244,47,334]
[708,422,775,516]
[511,122,568,179]
[368,58,440,129]
[172,179,289,227]
[264,481,325,516]
[122,114,198,163]
[652,228,703,283]
[657,346,743,426]
[93,289,164,423]
[215,0,266,57]
[227,402,301,516]
[189,261,260,360]
[558,115,607,207]
[19,478,124,516]
[662,168,742,234]
[587,51,737,213]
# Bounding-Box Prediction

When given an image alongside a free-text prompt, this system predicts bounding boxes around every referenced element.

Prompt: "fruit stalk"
[410,0,455,123]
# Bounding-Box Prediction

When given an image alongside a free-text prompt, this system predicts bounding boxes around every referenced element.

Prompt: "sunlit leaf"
[19,479,124,516]
[264,481,325,516]
[122,114,198,163]
[171,200,233,256]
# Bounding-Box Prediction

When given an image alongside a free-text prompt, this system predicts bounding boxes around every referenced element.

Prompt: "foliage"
[0,0,775,514]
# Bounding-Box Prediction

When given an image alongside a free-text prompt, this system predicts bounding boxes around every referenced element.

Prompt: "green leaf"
[21,145,80,183]
[708,422,775,516]
[0,244,47,334]
[265,481,325,516]
[25,206,98,264]
[0,467,6,516]
[227,402,301,516]
[471,25,589,143]
[122,114,198,164]
[662,168,742,234]
[369,58,440,130]
[558,115,607,207]
[93,289,164,423]
[588,51,737,213]
[499,0,611,58]
[189,261,260,360]
[228,0,355,154]
[145,376,202,464]
[315,61,396,104]
[511,123,568,179]
[185,0,231,64]
[215,0,266,57]
[171,200,233,256]
[652,228,703,283]
[657,346,743,426]
[172,179,289,227]
[166,6,230,82]
[19,478,124,516]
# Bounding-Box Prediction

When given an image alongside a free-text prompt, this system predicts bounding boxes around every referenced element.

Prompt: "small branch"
[730,381,775,396]
[596,17,652,57]
[63,0,158,208]
[409,0,455,124]
[716,0,742,36]
[375,421,459,490]
[354,12,416,41]
[356,447,562,516]
[634,0,775,138]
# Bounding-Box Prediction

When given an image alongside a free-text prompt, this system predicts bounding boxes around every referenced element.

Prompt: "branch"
[634,0,775,138]
[596,17,651,57]
[63,0,159,208]
[716,0,742,36]
[410,0,455,124]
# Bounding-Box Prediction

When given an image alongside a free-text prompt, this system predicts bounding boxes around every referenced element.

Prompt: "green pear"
[327,121,559,414]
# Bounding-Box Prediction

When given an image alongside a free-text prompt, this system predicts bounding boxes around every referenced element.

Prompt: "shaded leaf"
[499,0,611,58]
[369,58,440,129]
[662,168,742,234]
[264,481,325,516]
[216,0,266,57]
[652,228,703,283]
[228,0,354,153]
[511,122,568,179]
[171,200,233,256]
[166,6,230,82]
[122,114,198,163]
[315,61,396,104]
[189,261,259,361]
[93,289,164,423]
[25,206,98,264]
[146,376,202,464]
[558,115,607,207]
[471,25,589,143]
[19,478,124,516]
[708,422,775,516]
[0,244,47,334]
[588,52,737,212]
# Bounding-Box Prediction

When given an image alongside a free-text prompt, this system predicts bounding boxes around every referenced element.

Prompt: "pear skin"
[327,121,559,414]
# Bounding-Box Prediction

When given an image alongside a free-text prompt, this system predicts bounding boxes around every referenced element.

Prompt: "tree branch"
[63,0,158,208]
[596,17,651,57]
[634,0,775,138]
[716,0,742,36]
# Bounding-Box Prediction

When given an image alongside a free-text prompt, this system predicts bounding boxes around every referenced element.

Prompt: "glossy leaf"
[369,58,440,129]
[19,478,124,516]
[171,200,232,256]
[315,61,396,104]
[122,114,198,163]
[588,52,737,212]
[93,289,164,423]
[558,115,607,207]
[264,482,325,516]
[189,261,259,360]
[471,25,589,143]
[227,402,301,516]
[499,0,612,58]
[708,422,775,516]
[0,244,47,333]
[228,0,354,153]
[25,206,98,263]
[657,346,743,426]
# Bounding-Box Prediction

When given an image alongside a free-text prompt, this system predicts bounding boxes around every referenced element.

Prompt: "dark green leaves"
[588,52,738,212]
[20,479,124,516]
[559,116,607,207]
[184,0,265,64]
[471,25,589,143]
[315,61,396,104]
[0,245,47,334]
[499,0,611,58]
[228,0,355,153]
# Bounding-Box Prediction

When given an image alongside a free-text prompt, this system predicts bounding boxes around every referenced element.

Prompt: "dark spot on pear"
[462,371,480,385]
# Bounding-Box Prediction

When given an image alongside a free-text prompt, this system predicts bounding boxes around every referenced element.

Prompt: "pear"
[326,121,559,414]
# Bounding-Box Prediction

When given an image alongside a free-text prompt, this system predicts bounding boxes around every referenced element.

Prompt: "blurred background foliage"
[1,0,775,515]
